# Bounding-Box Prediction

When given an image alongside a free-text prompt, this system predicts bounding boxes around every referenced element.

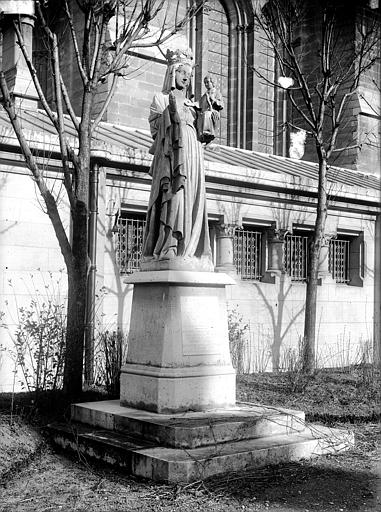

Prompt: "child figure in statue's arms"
[198,74,224,144]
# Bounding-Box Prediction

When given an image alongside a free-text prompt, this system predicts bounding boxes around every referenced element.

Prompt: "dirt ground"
[0,371,380,511]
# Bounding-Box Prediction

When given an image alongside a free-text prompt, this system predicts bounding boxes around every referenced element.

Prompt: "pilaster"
[214,221,239,276]
[263,227,288,283]
[318,233,336,282]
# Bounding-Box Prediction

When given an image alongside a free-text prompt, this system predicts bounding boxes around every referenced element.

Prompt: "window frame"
[114,211,146,274]
[283,232,309,282]
[233,224,264,281]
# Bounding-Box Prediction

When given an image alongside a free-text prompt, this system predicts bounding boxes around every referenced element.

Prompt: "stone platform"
[48,400,354,483]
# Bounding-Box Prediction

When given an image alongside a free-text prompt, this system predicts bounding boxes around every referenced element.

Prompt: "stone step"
[71,400,306,449]
[48,420,354,483]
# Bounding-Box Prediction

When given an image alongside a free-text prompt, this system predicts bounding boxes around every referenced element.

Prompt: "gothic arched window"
[192,0,271,151]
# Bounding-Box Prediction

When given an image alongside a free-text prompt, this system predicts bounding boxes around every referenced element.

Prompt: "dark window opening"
[115,212,146,274]
[234,227,263,280]
[329,238,350,283]
[284,233,308,282]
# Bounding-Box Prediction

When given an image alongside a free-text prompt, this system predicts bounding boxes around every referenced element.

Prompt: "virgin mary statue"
[141,48,213,271]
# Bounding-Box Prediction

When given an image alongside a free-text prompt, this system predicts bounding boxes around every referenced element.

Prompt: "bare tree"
[252,0,380,372]
[0,0,201,396]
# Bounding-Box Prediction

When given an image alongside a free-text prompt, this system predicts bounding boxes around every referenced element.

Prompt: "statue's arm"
[149,93,168,140]
[212,92,224,112]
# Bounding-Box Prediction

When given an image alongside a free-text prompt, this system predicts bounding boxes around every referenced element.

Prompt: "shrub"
[228,307,249,374]
[279,338,314,393]
[0,272,66,395]
[94,328,128,396]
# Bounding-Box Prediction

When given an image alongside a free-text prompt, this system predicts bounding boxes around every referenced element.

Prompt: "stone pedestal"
[120,271,236,413]
[51,271,353,483]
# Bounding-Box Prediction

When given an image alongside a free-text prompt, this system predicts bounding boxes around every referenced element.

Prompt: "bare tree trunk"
[303,251,319,373]
[64,200,88,396]
[302,154,328,373]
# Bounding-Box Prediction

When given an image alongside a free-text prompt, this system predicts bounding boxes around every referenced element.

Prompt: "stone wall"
[99,173,378,374]
[0,167,68,392]
[289,0,380,174]
[0,163,378,391]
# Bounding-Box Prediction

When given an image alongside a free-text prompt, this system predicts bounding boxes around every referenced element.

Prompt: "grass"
[237,366,381,423]
[0,366,380,511]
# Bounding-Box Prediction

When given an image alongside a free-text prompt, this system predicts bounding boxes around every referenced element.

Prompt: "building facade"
[0,0,380,390]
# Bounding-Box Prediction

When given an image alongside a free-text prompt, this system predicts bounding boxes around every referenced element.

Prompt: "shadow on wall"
[0,174,18,235]
[101,215,131,335]
[254,276,305,371]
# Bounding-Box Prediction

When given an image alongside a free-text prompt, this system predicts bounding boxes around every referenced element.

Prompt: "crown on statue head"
[165,48,194,67]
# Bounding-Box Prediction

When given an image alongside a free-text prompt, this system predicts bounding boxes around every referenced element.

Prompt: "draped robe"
[141,91,212,267]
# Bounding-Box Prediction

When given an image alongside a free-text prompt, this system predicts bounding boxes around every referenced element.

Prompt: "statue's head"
[203,74,215,90]
[162,48,194,94]
[165,48,194,68]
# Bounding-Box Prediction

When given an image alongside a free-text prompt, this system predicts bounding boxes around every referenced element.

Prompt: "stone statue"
[141,49,216,271]
[198,74,224,144]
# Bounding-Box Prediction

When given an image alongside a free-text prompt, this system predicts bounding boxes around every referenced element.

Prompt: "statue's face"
[175,64,192,90]
[204,76,214,89]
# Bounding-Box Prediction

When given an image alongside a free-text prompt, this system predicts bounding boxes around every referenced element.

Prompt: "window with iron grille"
[329,238,350,283]
[115,214,146,274]
[284,234,309,282]
[233,228,262,280]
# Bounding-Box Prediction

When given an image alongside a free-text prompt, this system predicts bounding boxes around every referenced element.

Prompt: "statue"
[141,49,221,271]
[198,74,224,144]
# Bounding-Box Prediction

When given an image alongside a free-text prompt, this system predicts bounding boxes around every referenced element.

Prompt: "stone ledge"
[120,363,235,378]
[48,419,354,483]
[124,270,236,286]
[71,400,306,449]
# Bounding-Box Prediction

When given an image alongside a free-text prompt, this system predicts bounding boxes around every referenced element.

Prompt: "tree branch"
[60,75,80,132]
[63,0,88,84]
[92,73,119,130]
[0,72,73,271]
[52,33,76,211]
[12,20,57,128]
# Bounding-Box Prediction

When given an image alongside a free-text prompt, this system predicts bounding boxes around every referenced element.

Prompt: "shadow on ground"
[202,458,380,512]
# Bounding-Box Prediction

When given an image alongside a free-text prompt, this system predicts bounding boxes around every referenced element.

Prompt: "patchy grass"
[0,415,43,482]
[0,368,380,511]
[237,367,381,423]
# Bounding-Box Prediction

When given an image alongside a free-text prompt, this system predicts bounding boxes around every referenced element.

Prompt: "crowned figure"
[141,48,214,270]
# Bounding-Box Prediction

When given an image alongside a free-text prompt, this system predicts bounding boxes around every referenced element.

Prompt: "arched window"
[191,1,273,152]
[205,1,229,145]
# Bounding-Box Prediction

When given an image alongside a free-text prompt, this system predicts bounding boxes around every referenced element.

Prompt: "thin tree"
[0,0,201,396]
[252,0,380,372]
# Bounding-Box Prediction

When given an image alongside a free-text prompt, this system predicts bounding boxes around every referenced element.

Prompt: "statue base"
[140,255,214,272]
[120,270,236,413]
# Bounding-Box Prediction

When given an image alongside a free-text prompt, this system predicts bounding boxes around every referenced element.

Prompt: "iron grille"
[329,239,350,283]
[115,216,146,273]
[233,229,262,280]
[284,234,308,282]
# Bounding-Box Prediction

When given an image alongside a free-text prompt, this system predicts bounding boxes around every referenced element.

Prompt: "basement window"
[114,212,146,274]
[233,226,263,280]
[329,238,350,283]
[283,231,364,286]
[283,233,309,282]
[329,233,364,286]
